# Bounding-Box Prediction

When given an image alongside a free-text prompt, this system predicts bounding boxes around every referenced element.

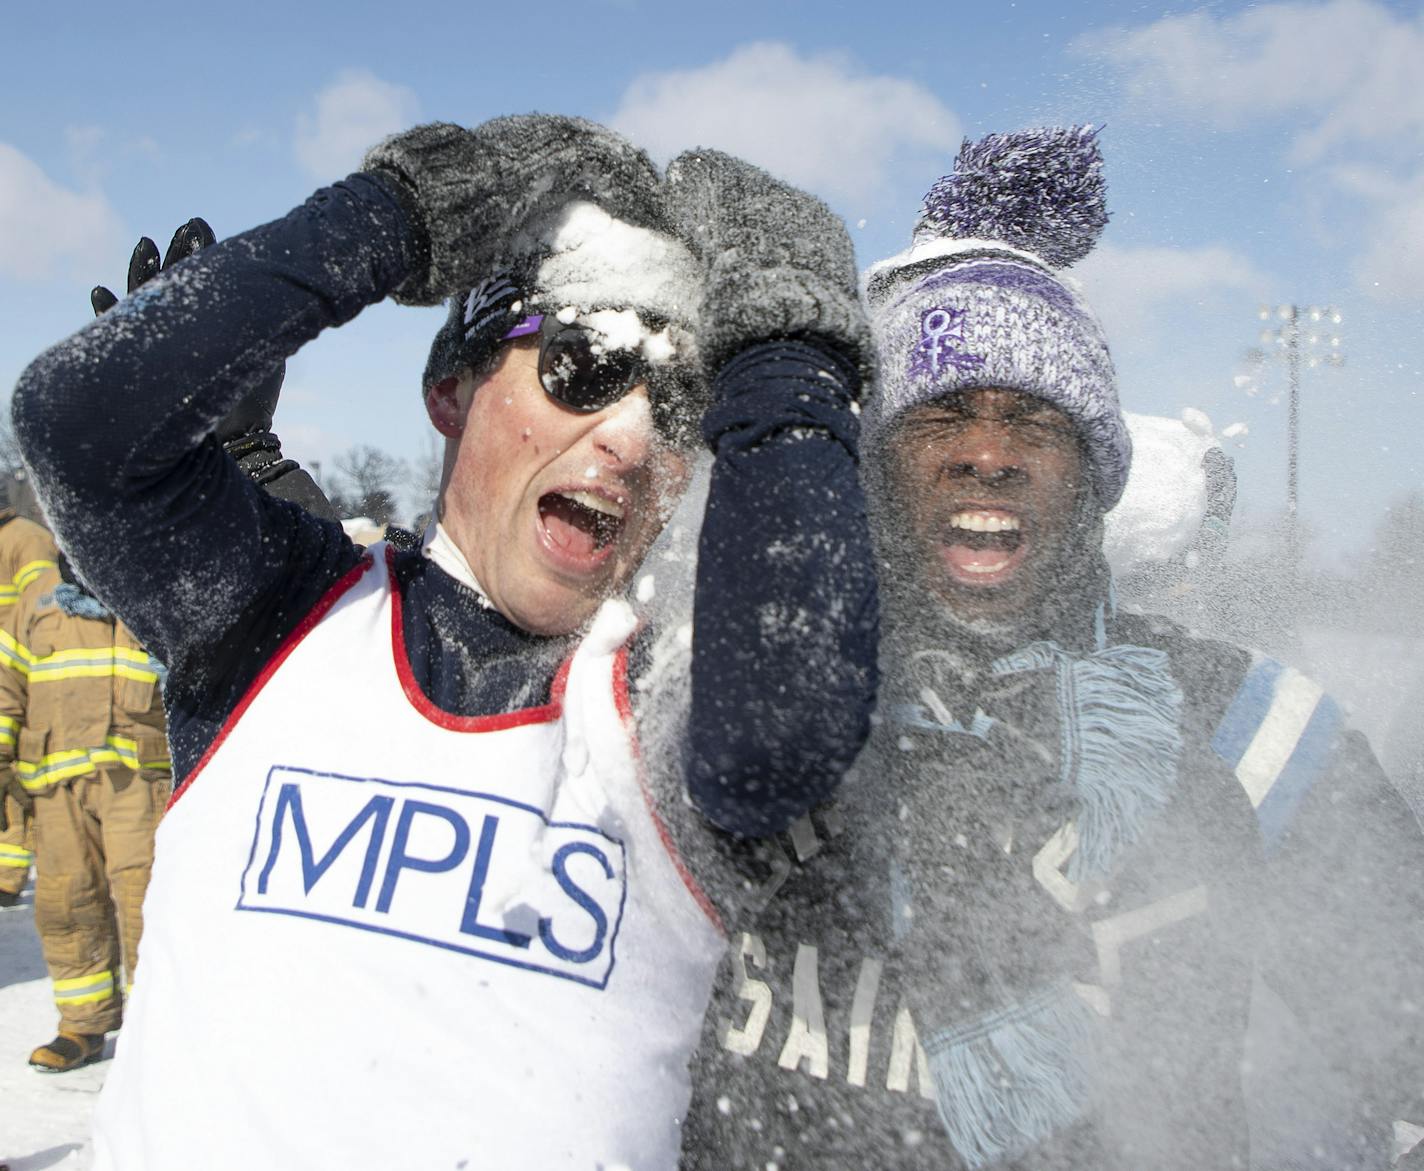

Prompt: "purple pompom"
[914,126,1109,268]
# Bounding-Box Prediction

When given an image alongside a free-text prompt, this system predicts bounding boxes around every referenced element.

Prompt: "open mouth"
[537,489,627,566]
[938,508,1030,587]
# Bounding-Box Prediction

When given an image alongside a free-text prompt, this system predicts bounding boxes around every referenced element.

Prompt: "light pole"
[1236,304,1344,571]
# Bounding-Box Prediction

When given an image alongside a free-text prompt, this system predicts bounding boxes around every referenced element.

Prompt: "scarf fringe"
[994,641,1183,880]
[925,982,1097,1169]
[47,582,110,620]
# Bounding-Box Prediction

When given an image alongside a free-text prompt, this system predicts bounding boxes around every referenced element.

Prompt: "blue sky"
[4,0,1421,563]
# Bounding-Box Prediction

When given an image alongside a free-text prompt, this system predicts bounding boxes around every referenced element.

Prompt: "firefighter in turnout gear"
[0,489,58,906]
[0,553,170,1072]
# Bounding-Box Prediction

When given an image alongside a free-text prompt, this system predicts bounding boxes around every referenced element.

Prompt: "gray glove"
[663,149,873,390]
[363,116,666,306]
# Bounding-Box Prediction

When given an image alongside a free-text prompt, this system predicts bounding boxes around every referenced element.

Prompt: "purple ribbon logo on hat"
[909,307,984,380]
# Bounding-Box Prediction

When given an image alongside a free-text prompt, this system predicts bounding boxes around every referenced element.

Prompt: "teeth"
[949,511,1021,533]
[561,491,625,520]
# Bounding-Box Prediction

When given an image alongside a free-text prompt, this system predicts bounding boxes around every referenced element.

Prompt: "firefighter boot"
[29,1030,105,1073]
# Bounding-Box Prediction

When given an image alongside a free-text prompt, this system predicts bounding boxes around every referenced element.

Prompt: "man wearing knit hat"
[12,118,879,1168]
[682,128,1424,1170]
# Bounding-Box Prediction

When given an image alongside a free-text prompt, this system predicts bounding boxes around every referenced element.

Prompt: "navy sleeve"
[11,174,418,766]
[685,340,878,837]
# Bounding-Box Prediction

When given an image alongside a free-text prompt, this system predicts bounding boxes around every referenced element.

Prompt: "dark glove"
[92,218,285,439]
[0,768,31,833]
[361,116,666,306]
[662,149,873,391]
[92,221,337,520]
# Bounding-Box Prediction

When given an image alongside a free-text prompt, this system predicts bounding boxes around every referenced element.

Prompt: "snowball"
[1103,412,1220,575]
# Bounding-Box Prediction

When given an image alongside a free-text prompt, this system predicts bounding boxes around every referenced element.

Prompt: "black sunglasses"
[502,314,650,414]
[500,314,704,444]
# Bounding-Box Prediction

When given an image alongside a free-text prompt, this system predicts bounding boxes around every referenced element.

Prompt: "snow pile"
[1104,410,1223,576]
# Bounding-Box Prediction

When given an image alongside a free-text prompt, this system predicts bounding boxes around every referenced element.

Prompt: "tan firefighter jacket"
[0,511,58,777]
[0,511,57,618]
[0,565,169,795]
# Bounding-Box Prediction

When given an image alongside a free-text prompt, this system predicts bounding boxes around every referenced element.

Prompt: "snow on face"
[1103,412,1219,576]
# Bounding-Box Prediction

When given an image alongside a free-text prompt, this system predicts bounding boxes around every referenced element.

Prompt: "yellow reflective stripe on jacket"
[0,713,17,748]
[0,559,57,607]
[0,629,34,676]
[14,559,56,593]
[104,733,170,771]
[18,748,123,790]
[27,645,162,686]
[18,736,170,791]
[53,969,116,1006]
[0,841,33,868]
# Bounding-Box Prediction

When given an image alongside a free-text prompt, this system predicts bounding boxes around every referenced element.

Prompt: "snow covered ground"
[1,893,102,1171]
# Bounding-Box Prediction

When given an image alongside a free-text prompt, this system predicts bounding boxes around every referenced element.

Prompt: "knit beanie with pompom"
[864,126,1130,510]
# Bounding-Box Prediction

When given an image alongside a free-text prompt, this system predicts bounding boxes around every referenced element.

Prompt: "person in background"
[0,478,58,907]
[0,552,169,1072]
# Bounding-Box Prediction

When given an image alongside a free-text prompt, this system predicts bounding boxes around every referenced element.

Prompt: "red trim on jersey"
[386,545,569,732]
[614,648,726,937]
[167,553,375,810]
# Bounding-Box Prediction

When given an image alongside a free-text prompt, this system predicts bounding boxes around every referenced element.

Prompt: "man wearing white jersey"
[13,117,879,1167]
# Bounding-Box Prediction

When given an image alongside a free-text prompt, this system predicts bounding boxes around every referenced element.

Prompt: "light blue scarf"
[902,602,1186,1166]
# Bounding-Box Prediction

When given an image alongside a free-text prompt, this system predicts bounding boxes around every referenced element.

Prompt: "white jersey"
[94,546,725,1170]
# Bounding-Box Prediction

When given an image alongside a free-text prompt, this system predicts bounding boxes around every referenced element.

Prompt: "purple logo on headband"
[462,272,522,341]
[908,307,984,380]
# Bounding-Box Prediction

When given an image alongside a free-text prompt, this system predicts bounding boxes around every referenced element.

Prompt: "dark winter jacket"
[680,604,1424,1170]
[10,171,878,844]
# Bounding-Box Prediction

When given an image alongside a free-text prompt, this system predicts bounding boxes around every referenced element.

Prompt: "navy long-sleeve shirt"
[12,172,878,839]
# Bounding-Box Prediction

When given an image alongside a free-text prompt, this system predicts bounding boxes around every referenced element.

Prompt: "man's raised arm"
[11,172,417,666]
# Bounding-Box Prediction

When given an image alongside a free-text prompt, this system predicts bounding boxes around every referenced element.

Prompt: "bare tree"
[408,434,444,531]
[331,445,408,527]
[0,411,42,521]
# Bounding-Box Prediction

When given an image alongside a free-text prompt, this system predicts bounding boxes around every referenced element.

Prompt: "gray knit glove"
[663,149,873,390]
[363,116,666,306]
